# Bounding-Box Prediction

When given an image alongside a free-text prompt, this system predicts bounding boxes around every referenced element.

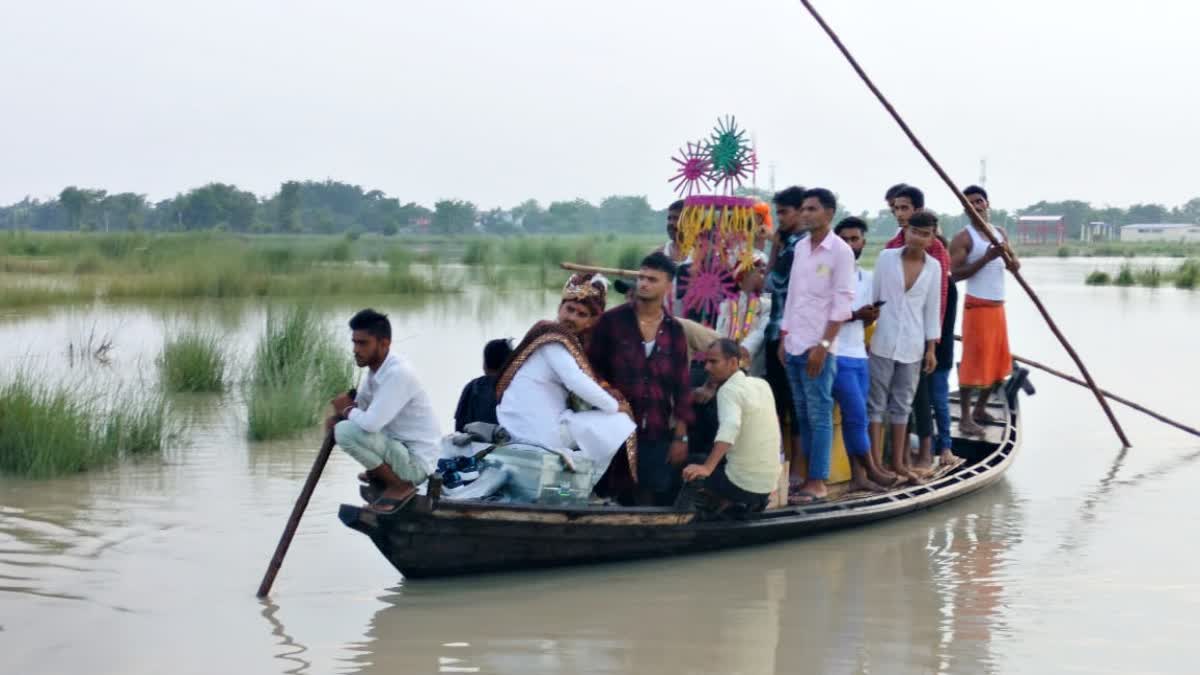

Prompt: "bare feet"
[847,477,887,493]
[958,418,986,437]
[973,410,998,425]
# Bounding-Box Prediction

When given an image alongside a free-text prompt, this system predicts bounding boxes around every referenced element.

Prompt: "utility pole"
[979,157,988,187]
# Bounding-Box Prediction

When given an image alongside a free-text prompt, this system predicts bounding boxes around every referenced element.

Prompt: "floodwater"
[2,258,1199,675]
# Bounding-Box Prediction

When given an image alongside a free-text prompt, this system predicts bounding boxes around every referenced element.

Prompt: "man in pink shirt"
[777,188,856,503]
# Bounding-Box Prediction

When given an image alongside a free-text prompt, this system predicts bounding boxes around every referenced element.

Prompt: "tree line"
[0,181,666,236]
[2,180,1198,240]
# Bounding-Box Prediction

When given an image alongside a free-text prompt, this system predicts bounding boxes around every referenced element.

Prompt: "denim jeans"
[831,356,870,457]
[929,368,953,451]
[785,349,837,481]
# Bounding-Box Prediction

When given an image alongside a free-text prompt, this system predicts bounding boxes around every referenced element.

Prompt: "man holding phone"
[832,217,896,491]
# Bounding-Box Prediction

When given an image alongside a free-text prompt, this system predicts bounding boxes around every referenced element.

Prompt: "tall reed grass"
[0,377,170,477]
[0,231,457,306]
[246,306,352,440]
[160,331,227,392]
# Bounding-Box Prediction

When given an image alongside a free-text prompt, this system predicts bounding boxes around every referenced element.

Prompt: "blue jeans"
[831,356,870,457]
[929,368,953,451]
[785,349,837,481]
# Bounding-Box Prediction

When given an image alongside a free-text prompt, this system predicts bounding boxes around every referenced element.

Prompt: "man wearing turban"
[495,274,637,482]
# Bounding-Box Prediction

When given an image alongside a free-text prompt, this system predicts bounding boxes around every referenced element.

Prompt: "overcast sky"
[2,0,1197,214]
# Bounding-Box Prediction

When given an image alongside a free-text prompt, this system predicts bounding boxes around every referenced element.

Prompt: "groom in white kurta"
[496,274,636,474]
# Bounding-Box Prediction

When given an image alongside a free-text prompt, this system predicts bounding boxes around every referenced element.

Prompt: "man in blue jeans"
[833,217,897,491]
[778,188,856,504]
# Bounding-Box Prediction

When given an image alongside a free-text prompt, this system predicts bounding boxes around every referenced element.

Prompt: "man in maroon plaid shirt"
[589,252,694,506]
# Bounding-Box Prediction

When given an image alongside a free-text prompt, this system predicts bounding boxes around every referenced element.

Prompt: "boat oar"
[950,336,1200,440]
[256,427,336,598]
[560,262,639,278]
[796,0,1131,447]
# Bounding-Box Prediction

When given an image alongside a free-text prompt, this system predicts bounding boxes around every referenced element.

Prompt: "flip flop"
[360,483,382,503]
[368,491,417,515]
[788,490,826,505]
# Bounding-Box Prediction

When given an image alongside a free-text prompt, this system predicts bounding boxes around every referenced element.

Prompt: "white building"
[1119,223,1200,243]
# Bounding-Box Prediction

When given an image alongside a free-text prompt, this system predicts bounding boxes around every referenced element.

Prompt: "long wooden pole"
[797,0,1131,447]
[950,336,1199,439]
[256,428,336,598]
[560,262,640,278]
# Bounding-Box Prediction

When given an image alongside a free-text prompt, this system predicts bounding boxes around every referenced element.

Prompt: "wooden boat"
[339,369,1032,579]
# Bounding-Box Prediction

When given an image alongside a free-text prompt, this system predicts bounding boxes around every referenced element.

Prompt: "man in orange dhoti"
[949,185,1019,436]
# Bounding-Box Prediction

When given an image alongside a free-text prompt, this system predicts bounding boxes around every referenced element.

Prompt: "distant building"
[1081,221,1116,242]
[1016,215,1065,245]
[1119,223,1200,243]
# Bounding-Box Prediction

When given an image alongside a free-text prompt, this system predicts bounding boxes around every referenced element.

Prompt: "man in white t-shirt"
[833,217,896,492]
[328,309,441,514]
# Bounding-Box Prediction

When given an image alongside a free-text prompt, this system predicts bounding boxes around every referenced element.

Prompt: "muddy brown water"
[2,259,1199,674]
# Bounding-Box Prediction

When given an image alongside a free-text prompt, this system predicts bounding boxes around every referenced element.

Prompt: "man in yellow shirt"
[682,338,782,512]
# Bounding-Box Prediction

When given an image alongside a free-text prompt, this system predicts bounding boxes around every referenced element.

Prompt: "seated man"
[495,273,636,476]
[682,339,782,513]
[453,338,513,432]
[328,309,441,514]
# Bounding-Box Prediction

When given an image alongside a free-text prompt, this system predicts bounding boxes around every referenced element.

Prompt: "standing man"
[886,185,950,468]
[868,212,942,484]
[589,252,694,505]
[328,309,441,514]
[764,186,807,435]
[950,185,1019,436]
[833,217,896,491]
[779,188,856,503]
[682,338,782,513]
[658,199,688,263]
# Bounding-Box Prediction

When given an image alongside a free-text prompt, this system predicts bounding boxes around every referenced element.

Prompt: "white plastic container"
[487,445,600,505]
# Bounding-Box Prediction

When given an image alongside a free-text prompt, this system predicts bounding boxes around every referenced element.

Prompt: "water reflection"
[323,484,1019,675]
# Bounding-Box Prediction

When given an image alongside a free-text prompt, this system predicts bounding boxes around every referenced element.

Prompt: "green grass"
[1175,259,1199,289]
[0,377,170,477]
[0,231,457,306]
[1084,259,1199,289]
[159,331,227,392]
[247,306,352,441]
[1018,240,1200,259]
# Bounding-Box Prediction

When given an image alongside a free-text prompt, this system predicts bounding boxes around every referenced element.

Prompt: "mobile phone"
[873,300,886,307]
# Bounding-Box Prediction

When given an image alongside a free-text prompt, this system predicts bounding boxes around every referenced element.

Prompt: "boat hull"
[340,387,1023,579]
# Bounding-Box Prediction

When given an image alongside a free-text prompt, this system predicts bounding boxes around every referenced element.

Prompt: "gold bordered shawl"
[496,322,638,481]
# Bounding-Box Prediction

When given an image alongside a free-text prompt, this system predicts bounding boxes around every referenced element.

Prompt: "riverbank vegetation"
[1084,259,1199,289]
[159,331,227,393]
[0,230,453,307]
[0,377,169,477]
[247,306,351,441]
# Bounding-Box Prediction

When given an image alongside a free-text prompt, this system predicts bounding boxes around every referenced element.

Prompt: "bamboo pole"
[256,428,336,598]
[797,0,1131,447]
[950,336,1200,439]
[560,262,640,278]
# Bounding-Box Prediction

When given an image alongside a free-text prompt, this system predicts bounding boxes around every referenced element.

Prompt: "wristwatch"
[674,435,689,443]
[819,339,832,350]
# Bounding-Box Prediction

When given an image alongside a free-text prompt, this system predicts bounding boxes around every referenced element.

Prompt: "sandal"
[368,491,417,515]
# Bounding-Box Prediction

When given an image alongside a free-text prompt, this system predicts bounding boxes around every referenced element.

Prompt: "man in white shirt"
[867,212,942,484]
[833,217,895,492]
[328,309,441,514]
[496,274,636,482]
